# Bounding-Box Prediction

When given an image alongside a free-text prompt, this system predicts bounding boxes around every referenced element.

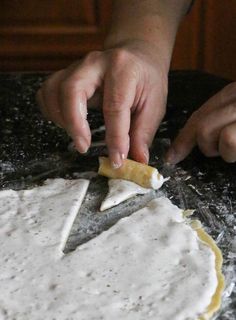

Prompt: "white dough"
[149,170,169,189]
[100,179,151,211]
[0,181,217,320]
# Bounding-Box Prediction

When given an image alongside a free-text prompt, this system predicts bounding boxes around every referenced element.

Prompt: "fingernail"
[165,148,178,164]
[74,137,89,154]
[110,150,123,169]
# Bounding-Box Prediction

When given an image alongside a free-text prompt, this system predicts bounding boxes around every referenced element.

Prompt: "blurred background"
[0,0,235,80]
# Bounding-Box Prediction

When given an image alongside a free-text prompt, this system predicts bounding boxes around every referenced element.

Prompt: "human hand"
[37,40,168,167]
[166,82,236,163]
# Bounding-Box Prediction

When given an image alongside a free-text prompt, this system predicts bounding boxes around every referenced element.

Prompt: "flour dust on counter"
[0,180,220,320]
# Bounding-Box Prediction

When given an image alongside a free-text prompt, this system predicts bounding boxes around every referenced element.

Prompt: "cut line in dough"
[58,179,89,254]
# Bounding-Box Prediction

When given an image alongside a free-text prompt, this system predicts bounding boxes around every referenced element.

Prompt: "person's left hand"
[166,82,236,164]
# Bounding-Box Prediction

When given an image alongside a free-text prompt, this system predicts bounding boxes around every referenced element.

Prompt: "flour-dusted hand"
[37,43,168,166]
[166,82,236,163]
[37,0,191,167]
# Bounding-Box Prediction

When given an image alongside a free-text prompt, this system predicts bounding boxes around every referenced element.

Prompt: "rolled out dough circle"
[0,179,223,320]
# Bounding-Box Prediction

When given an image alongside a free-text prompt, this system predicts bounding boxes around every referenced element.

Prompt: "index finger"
[165,116,197,164]
[103,69,137,168]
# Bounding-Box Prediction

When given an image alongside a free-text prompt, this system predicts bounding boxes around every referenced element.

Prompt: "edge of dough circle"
[0,156,224,320]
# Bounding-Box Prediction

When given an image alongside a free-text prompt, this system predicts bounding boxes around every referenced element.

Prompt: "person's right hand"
[37,40,169,167]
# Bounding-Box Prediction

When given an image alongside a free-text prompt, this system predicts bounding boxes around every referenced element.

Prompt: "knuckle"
[83,51,102,64]
[104,107,123,116]
[196,121,211,140]
[110,48,131,66]
[196,123,216,157]
[218,82,236,103]
[104,93,126,113]
[106,132,123,141]
[109,49,141,82]
[223,103,236,116]
[189,110,202,124]
[60,78,77,96]
[197,135,216,157]
[106,133,128,149]
[220,127,236,150]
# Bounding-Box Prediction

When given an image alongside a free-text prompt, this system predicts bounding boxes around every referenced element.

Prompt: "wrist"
[105,37,170,76]
[104,23,174,73]
[104,0,191,72]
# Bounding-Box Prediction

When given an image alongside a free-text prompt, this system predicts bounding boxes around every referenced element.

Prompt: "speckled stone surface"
[0,71,235,319]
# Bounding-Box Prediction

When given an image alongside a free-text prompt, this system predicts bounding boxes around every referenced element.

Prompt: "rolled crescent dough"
[98,157,167,189]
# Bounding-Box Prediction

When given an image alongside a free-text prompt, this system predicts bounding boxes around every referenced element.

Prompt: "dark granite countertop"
[0,71,235,319]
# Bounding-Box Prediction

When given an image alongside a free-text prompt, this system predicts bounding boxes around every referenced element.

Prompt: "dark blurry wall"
[0,0,111,71]
[172,0,236,80]
[0,0,236,79]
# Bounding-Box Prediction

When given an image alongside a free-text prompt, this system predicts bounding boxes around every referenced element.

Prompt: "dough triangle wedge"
[100,179,151,211]
[98,157,168,210]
